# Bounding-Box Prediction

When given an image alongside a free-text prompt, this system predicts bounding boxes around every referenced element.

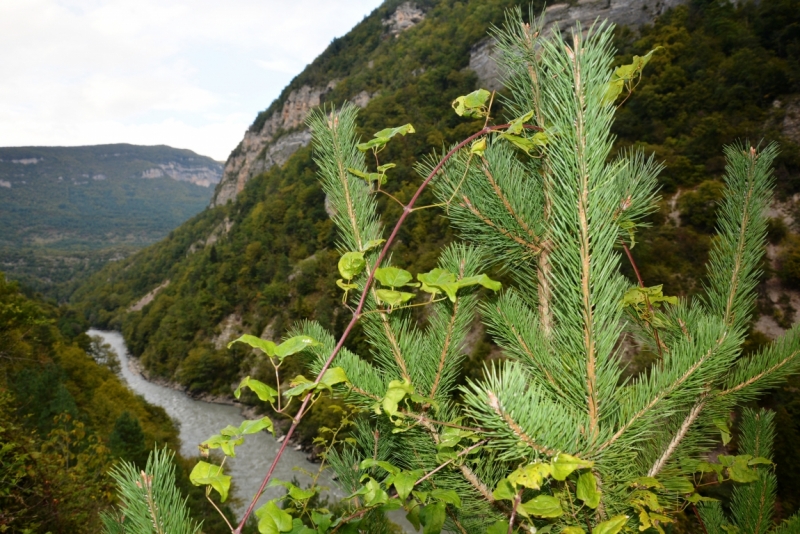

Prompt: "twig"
[691,504,709,534]
[232,121,541,534]
[622,242,664,357]
[414,440,488,487]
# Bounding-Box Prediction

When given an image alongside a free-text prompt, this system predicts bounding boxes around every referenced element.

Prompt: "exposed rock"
[129,280,170,312]
[0,180,10,188]
[141,161,222,187]
[213,82,374,207]
[383,2,425,36]
[213,313,243,350]
[468,0,687,90]
[781,95,800,145]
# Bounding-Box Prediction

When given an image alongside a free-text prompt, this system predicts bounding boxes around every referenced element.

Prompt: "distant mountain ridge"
[0,143,222,296]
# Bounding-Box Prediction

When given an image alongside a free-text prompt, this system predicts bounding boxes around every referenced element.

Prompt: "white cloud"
[0,0,384,160]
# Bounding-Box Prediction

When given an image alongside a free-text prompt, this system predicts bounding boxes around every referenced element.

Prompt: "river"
[89,329,341,519]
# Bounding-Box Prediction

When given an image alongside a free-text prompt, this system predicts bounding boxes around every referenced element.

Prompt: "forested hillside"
[70,0,800,516]
[0,274,241,532]
[0,144,222,298]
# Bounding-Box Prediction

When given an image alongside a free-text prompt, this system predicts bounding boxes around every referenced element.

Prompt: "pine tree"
[125,8,800,534]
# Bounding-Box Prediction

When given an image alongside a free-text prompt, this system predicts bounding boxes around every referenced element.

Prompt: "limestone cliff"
[469,0,687,90]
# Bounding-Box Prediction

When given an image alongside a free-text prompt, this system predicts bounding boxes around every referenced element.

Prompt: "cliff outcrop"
[468,0,687,90]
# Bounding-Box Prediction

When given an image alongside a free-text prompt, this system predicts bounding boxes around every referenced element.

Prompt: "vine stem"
[622,242,664,357]
[233,122,539,533]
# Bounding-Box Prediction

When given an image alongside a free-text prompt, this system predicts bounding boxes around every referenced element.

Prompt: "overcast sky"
[0,0,384,161]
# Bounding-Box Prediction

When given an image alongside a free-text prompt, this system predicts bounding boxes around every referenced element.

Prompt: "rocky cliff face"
[211,3,425,208]
[213,0,683,208]
[141,161,221,188]
[468,0,687,90]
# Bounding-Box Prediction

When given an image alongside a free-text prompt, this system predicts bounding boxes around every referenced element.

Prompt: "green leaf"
[360,239,385,252]
[228,334,276,356]
[486,520,511,534]
[377,163,396,172]
[336,279,358,290]
[239,417,274,436]
[373,124,415,139]
[256,500,293,533]
[406,503,421,530]
[506,110,534,135]
[275,335,320,359]
[283,375,316,398]
[355,125,415,153]
[593,515,629,534]
[347,167,384,183]
[287,518,316,534]
[338,252,365,280]
[375,266,414,288]
[470,138,487,156]
[686,493,718,504]
[381,379,413,418]
[319,367,349,388]
[430,488,461,508]
[420,501,446,534]
[561,528,586,534]
[311,511,332,532]
[234,376,278,402]
[728,455,759,483]
[521,495,563,518]
[714,418,732,446]
[748,456,774,466]
[603,47,661,105]
[359,458,400,476]
[493,478,517,501]
[392,470,418,500]
[452,89,491,118]
[508,462,551,490]
[550,453,594,481]
[375,289,415,307]
[457,273,502,292]
[576,471,601,509]
[268,479,316,501]
[630,476,663,489]
[189,461,231,502]
[631,490,663,512]
[499,133,538,155]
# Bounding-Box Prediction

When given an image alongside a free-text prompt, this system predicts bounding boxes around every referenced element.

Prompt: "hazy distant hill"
[0,144,222,296]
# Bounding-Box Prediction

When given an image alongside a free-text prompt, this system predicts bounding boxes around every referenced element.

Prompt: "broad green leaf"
[593,515,629,534]
[420,501,446,534]
[720,525,740,533]
[362,478,389,506]
[319,367,349,388]
[381,379,413,418]
[338,252,365,280]
[603,47,661,104]
[377,163,396,172]
[255,500,293,533]
[550,453,594,480]
[375,266,414,288]
[631,490,663,512]
[359,458,400,475]
[275,335,320,359]
[373,124,415,139]
[562,528,586,534]
[392,470,418,500]
[406,503,421,530]
[360,239,385,252]
[375,289,415,307]
[470,138,487,156]
[506,110,534,135]
[418,268,457,296]
[336,279,358,290]
[714,418,732,445]
[499,133,538,154]
[228,334,276,356]
[239,417,274,436]
[508,462,551,490]
[189,461,231,502]
[493,478,517,501]
[521,495,563,518]
[356,137,391,152]
[748,457,773,466]
[452,89,491,118]
[430,488,461,508]
[311,511,332,532]
[234,376,277,402]
[576,471,601,509]
[458,274,502,292]
[201,433,244,457]
[287,519,316,534]
[283,375,316,398]
[728,455,759,483]
[666,477,696,494]
[486,520,511,534]
[268,479,316,501]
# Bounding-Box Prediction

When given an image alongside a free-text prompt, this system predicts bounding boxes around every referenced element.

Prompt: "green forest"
[0,144,221,299]
[3,0,800,530]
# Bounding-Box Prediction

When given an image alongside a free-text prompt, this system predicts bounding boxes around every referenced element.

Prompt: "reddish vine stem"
[622,242,664,358]
[691,504,709,534]
[233,122,540,533]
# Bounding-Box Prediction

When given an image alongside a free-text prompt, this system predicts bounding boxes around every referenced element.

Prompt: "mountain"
[70,0,800,510]
[0,144,222,297]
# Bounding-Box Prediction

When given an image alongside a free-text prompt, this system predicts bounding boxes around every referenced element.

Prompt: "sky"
[0,0,385,161]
